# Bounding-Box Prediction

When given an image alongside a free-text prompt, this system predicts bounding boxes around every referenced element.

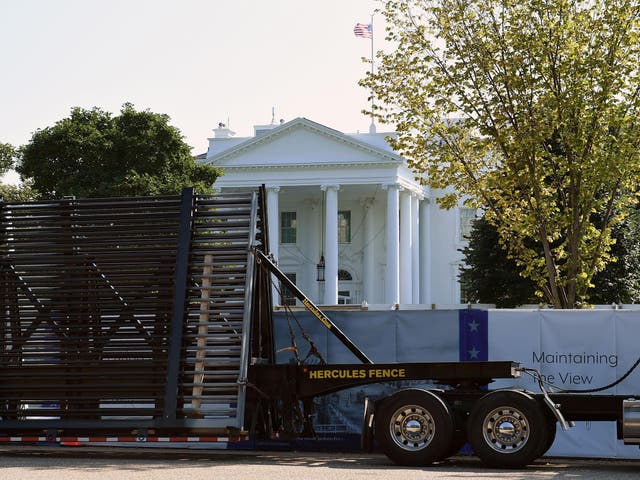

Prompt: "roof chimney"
[213,122,236,139]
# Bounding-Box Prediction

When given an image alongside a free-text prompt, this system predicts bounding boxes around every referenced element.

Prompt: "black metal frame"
[163,187,195,421]
[0,188,269,433]
[253,249,373,364]
[249,361,521,399]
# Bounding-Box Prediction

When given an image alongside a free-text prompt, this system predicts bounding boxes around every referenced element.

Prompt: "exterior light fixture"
[316,255,325,282]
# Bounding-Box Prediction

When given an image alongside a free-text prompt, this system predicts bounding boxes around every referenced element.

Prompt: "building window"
[280,273,297,306]
[338,290,352,305]
[338,269,354,304]
[459,208,477,240]
[338,269,352,281]
[338,210,351,243]
[281,211,297,244]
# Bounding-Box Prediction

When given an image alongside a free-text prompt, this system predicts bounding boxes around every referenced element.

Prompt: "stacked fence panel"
[0,189,266,432]
[0,196,183,421]
[180,192,257,423]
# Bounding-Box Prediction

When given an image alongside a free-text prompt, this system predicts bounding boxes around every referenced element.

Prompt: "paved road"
[1,447,640,480]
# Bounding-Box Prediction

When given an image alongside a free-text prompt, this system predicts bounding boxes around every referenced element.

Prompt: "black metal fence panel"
[0,189,265,432]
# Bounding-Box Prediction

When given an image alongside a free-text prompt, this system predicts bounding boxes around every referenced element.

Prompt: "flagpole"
[369,13,376,134]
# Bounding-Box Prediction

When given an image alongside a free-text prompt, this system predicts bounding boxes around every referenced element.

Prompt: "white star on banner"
[468,347,480,359]
[468,319,480,332]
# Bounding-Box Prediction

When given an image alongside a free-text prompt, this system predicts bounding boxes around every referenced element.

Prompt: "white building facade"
[202,118,473,307]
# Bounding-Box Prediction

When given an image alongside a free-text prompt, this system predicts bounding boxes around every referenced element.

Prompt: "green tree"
[0,183,38,202]
[0,142,38,202]
[459,217,538,308]
[18,104,221,198]
[461,213,640,306]
[589,210,640,304]
[364,0,640,307]
[0,142,13,174]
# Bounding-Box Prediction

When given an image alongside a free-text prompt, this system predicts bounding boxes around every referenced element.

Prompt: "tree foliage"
[0,182,38,202]
[364,0,640,307]
[461,214,640,307]
[18,104,221,198]
[589,210,640,304]
[459,217,538,308]
[0,142,38,201]
[0,142,14,174]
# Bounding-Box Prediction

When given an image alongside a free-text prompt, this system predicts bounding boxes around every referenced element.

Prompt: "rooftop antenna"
[271,106,276,125]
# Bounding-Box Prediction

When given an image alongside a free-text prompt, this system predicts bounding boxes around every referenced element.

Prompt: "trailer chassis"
[251,248,640,468]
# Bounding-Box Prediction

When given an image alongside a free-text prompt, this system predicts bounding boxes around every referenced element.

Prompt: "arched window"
[338,269,352,281]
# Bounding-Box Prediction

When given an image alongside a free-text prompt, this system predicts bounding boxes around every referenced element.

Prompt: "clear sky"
[1,0,386,162]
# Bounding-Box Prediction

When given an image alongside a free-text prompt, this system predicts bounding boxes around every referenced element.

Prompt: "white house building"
[202,117,475,307]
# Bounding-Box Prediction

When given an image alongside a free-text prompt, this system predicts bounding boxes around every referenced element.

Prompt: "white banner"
[489,309,640,459]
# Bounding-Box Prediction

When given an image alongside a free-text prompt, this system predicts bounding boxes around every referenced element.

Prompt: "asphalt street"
[1,446,640,480]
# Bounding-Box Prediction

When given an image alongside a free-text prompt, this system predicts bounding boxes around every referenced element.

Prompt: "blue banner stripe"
[459,309,488,361]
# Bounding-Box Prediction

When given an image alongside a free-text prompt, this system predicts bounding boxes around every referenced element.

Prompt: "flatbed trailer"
[2,187,640,468]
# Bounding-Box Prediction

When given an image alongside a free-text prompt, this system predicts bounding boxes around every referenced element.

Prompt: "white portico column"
[419,198,431,305]
[411,193,420,304]
[266,185,280,305]
[322,185,339,305]
[362,197,375,304]
[383,183,400,305]
[399,190,413,304]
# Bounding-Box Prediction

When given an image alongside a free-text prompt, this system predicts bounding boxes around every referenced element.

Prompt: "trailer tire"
[361,397,375,453]
[538,416,557,457]
[375,389,453,466]
[468,390,546,468]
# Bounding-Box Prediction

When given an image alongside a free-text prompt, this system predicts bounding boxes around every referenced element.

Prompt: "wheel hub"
[390,405,435,451]
[483,407,529,453]
[497,421,516,436]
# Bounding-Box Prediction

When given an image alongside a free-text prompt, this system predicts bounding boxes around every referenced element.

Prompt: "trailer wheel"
[468,390,546,468]
[375,389,453,466]
[538,416,557,457]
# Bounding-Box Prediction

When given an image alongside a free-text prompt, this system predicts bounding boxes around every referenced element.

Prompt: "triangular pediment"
[205,118,403,168]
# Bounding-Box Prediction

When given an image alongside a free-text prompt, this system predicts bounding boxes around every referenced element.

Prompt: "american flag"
[353,23,373,38]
